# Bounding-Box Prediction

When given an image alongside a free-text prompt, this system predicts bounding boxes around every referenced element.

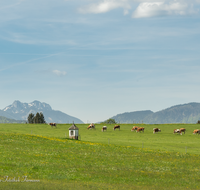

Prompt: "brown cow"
[174,129,182,135]
[153,128,161,134]
[113,125,120,130]
[179,128,186,134]
[49,123,57,128]
[131,126,139,132]
[102,126,107,132]
[87,123,95,130]
[136,127,145,133]
[193,129,200,135]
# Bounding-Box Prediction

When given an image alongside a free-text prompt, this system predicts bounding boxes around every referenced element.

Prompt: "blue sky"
[0,0,200,123]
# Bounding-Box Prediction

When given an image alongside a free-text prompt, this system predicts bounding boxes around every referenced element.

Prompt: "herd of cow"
[87,124,200,135]
[49,122,200,135]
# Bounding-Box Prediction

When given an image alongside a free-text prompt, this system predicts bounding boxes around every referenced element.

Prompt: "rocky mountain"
[111,102,200,124]
[0,100,83,123]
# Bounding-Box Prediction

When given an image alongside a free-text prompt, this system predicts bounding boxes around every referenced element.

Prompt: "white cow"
[102,126,107,132]
[87,123,95,130]
[174,129,182,135]
[153,128,161,134]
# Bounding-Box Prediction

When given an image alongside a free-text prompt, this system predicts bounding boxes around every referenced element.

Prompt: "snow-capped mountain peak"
[0,100,83,123]
[3,100,52,114]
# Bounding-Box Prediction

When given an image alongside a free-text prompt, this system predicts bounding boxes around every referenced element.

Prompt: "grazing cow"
[131,126,139,132]
[49,123,57,128]
[193,129,200,135]
[153,128,161,134]
[174,129,182,135]
[136,127,145,133]
[102,126,107,132]
[113,125,120,130]
[179,128,186,134]
[87,123,95,130]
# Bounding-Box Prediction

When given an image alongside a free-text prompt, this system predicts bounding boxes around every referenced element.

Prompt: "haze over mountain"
[111,103,200,124]
[0,116,25,123]
[0,100,83,124]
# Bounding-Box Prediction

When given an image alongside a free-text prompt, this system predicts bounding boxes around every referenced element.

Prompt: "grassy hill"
[0,123,200,189]
[0,116,25,123]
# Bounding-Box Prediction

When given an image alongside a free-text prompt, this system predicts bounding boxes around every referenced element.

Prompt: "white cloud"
[52,70,67,76]
[78,0,199,18]
[79,0,131,14]
[132,1,197,18]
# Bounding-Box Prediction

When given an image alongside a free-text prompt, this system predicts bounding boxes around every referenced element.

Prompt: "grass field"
[0,123,200,189]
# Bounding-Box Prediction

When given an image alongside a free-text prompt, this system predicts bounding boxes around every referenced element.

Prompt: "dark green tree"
[104,118,116,124]
[28,112,45,124]
[27,113,35,124]
[39,112,45,123]
[34,112,40,124]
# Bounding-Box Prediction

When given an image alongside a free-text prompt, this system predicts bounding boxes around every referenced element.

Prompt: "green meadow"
[0,123,200,189]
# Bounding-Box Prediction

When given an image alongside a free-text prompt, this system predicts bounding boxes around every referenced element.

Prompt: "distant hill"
[111,103,200,124]
[0,116,25,123]
[112,110,154,123]
[0,100,84,124]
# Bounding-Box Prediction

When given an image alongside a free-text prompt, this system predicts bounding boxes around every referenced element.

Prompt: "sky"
[0,0,200,123]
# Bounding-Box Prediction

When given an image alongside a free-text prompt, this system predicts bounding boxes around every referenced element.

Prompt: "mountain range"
[111,102,200,124]
[1,101,200,124]
[0,100,83,123]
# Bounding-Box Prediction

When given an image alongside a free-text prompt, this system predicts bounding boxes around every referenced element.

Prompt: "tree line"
[100,118,116,124]
[27,112,45,124]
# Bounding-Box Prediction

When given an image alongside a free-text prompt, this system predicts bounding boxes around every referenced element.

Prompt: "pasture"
[0,123,200,189]
[0,123,200,154]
